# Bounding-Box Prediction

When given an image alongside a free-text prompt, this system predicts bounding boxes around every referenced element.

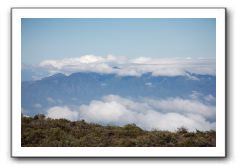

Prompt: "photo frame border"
[11,7,227,158]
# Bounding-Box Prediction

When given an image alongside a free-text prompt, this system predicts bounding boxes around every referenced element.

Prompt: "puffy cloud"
[39,55,215,77]
[79,100,132,125]
[46,106,78,121]
[46,95,215,132]
[145,97,215,120]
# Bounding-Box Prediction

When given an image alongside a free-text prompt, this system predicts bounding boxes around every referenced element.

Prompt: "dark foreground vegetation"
[22,115,216,147]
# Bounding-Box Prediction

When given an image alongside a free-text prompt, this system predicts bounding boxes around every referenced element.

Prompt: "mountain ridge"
[22,71,216,116]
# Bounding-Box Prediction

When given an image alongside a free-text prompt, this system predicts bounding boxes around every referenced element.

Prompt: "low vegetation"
[22,114,216,147]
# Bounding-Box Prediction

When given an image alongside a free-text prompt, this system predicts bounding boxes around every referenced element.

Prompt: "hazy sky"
[22,18,216,64]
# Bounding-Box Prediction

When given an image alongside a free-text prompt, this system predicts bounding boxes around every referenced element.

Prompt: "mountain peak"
[42,73,66,80]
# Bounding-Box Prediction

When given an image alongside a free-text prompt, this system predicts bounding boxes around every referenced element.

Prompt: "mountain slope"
[22,72,216,116]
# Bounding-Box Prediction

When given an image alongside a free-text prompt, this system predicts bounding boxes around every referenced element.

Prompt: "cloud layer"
[46,95,215,132]
[39,55,215,77]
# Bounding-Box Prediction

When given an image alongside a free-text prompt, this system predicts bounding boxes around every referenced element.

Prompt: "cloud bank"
[39,55,215,77]
[46,95,215,132]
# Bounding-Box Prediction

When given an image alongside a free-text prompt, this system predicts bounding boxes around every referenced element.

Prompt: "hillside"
[22,115,216,147]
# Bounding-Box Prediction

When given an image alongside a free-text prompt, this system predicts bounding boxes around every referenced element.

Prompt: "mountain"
[21,64,50,81]
[22,72,216,116]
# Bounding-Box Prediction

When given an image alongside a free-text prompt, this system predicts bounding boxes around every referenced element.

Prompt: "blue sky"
[22,18,216,64]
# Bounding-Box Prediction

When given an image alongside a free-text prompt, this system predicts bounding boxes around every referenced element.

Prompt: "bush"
[21,115,216,147]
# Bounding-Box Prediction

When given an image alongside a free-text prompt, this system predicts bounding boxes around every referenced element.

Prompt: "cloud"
[46,95,215,132]
[190,91,202,100]
[189,91,216,105]
[145,97,216,120]
[46,97,55,104]
[39,55,215,77]
[46,106,78,121]
[33,103,42,108]
[204,94,216,102]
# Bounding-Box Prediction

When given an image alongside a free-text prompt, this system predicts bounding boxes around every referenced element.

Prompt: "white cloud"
[46,106,78,121]
[79,100,131,125]
[39,55,215,77]
[145,97,215,120]
[46,95,215,132]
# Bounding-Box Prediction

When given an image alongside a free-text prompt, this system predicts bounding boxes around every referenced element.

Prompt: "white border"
[11,8,226,157]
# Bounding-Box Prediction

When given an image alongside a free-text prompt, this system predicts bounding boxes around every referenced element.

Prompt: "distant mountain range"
[22,72,216,116]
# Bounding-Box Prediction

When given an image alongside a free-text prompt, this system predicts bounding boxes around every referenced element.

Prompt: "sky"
[21,18,216,131]
[21,18,216,65]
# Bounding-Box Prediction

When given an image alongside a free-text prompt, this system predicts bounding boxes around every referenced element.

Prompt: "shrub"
[21,115,216,147]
